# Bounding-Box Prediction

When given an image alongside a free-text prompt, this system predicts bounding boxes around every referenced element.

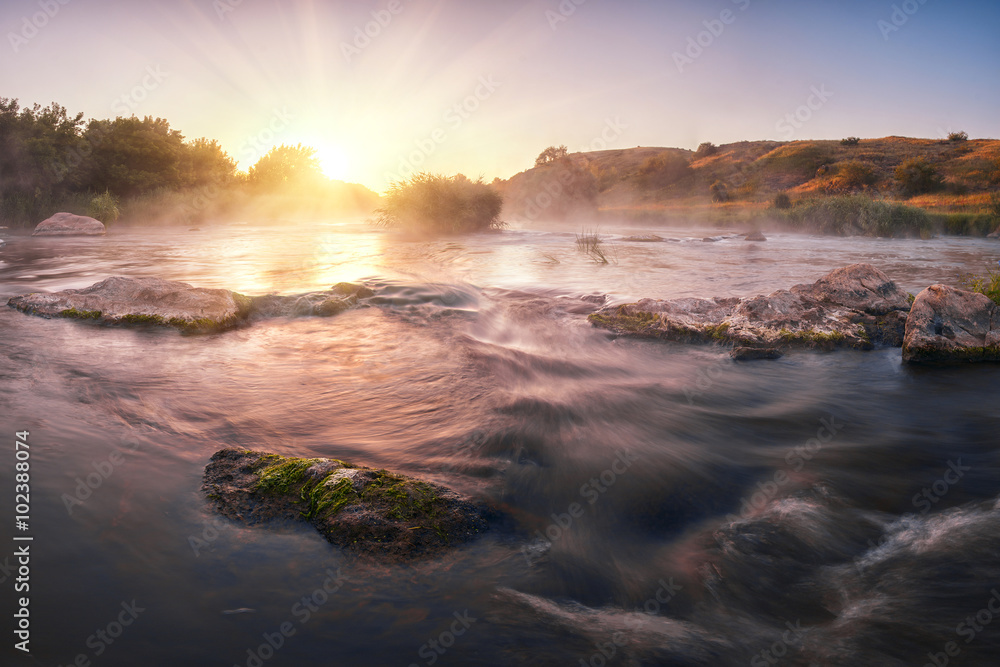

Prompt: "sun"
[317,146,351,181]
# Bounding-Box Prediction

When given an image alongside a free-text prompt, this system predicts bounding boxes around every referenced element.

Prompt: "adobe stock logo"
[7,0,71,53]
[877,0,931,41]
[775,85,833,140]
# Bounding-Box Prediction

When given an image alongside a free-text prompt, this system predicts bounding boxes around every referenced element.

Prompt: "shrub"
[87,190,120,223]
[895,159,943,197]
[779,195,932,238]
[372,173,504,233]
[696,142,719,158]
[962,268,1000,305]
[773,193,792,210]
[948,131,969,142]
[836,161,878,190]
[709,180,729,202]
[841,137,861,146]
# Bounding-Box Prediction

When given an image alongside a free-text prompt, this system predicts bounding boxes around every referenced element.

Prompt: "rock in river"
[32,212,106,236]
[203,449,491,562]
[8,276,252,332]
[8,277,376,332]
[589,264,911,351]
[902,284,1000,363]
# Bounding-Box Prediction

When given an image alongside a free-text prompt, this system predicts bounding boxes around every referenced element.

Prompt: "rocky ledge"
[902,284,1000,363]
[7,277,374,333]
[203,449,491,562]
[589,264,911,351]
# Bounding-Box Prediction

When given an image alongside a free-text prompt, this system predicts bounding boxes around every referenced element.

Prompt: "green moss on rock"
[203,449,491,562]
[58,308,103,320]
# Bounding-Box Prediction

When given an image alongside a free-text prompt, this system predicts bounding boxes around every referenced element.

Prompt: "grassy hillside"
[499,137,1000,233]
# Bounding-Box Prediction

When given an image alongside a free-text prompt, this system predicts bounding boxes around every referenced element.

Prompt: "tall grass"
[0,192,91,228]
[930,213,996,237]
[373,173,504,233]
[777,195,933,238]
[87,190,120,223]
[575,229,617,264]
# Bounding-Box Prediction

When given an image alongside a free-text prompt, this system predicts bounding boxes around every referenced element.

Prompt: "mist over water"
[2,220,1000,666]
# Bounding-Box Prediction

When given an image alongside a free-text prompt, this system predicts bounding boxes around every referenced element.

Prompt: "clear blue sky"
[2,0,998,191]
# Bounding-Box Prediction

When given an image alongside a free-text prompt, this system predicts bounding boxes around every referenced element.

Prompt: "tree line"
[0,98,374,226]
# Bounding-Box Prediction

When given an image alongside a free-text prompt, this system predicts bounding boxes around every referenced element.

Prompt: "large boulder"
[8,276,253,332]
[203,449,491,562]
[32,212,106,236]
[902,285,1000,363]
[589,264,911,351]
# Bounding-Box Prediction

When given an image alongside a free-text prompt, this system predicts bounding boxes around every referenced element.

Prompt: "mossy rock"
[203,449,492,562]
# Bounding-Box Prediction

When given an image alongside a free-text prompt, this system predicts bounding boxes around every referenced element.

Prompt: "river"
[2,220,1000,666]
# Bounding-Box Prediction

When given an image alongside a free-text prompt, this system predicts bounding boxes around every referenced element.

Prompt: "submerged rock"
[8,276,252,332]
[621,235,664,243]
[589,264,911,351]
[32,212,106,236]
[8,278,376,331]
[902,285,1000,363]
[247,282,374,318]
[203,449,491,562]
[731,346,783,361]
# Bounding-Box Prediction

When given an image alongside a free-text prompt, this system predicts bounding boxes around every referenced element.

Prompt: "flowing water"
[2,220,1000,667]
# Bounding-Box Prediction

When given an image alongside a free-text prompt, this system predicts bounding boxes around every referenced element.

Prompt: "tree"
[81,116,189,196]
[186,138,237,187]
[709,180,729,202]
[535,145,568,167]
[247,144,323,190]
[948,131,969,142]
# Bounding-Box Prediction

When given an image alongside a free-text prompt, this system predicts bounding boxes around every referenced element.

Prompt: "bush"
[841,137,861,146]
[895,159,943,197]
[696,142,719,158]
[709,180,729,202]
[87,190,120,223]
[948,131,969,142]
[778,195,932,238]
[773,193,792,210]
[372,173,504,233]
[962,268,1000,305]
[835,161,878,190]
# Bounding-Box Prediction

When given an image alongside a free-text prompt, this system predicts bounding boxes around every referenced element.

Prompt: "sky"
[2,0,998,192]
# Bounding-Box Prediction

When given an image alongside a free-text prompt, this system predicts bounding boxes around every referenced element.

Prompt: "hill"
[498,137,1000,225]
